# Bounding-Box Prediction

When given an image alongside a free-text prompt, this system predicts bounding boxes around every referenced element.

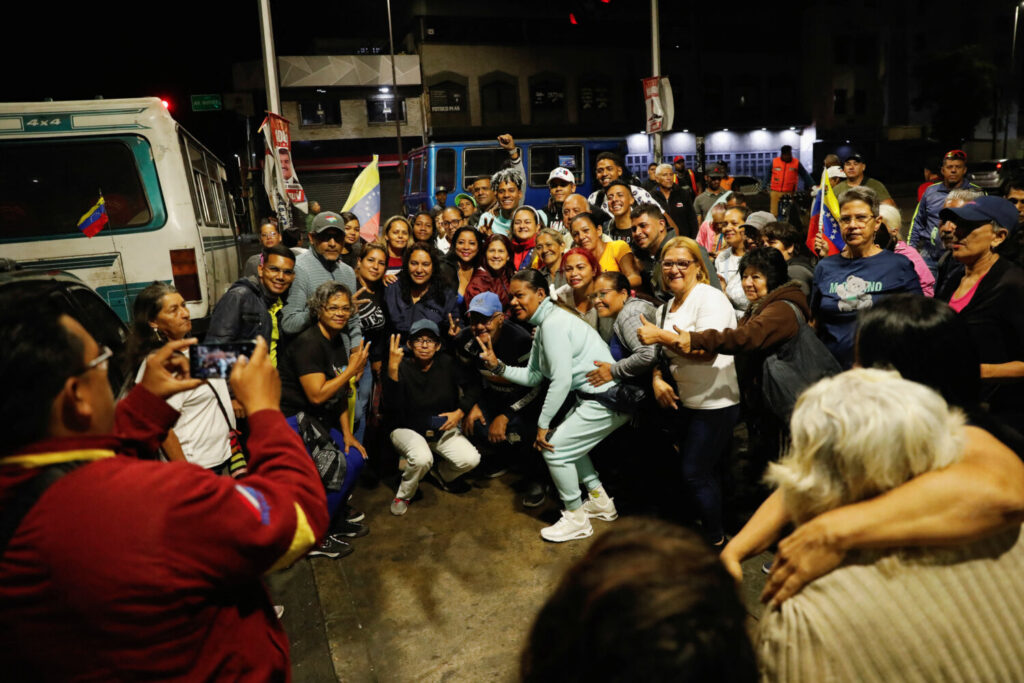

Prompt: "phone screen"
[189,342,256,380]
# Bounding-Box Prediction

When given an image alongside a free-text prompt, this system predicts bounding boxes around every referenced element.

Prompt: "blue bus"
[402,137,627,214]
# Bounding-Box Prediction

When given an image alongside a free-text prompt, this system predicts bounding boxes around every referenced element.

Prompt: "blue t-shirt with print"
[811,250,922,369]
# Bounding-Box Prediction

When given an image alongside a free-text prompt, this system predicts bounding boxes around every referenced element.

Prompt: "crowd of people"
[2,134,1024,679]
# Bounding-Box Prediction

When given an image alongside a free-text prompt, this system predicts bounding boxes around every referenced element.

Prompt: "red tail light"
[997,162,1003,169]
[170,248,202,301]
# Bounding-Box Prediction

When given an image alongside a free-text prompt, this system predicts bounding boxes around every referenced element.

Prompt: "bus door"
[433,147,456,209]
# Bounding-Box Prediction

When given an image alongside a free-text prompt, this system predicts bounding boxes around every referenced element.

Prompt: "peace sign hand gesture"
[387,334,405,381]
[476,332,500,371]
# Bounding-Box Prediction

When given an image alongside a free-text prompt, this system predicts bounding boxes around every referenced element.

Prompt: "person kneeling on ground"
[386,320,480,515]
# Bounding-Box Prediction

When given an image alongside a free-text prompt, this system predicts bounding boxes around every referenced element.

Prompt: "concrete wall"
[283,98,426,142]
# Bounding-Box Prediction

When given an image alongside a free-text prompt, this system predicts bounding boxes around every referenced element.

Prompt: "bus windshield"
[0,136,155,240]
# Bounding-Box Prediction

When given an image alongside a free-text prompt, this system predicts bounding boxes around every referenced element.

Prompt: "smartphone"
[424,415,448,440]
[189,341,255,380]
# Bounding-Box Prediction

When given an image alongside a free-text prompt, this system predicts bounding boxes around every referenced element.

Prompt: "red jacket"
[0,385,328,681]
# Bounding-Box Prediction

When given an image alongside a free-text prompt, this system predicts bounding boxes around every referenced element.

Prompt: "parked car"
[969,159,1024,194]
[0,268,129,393]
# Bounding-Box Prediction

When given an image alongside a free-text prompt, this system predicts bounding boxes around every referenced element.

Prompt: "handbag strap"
[204,381,236,432]
[780,299,806,325]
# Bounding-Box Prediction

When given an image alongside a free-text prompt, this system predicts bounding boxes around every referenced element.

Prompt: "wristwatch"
[493,360,506,375]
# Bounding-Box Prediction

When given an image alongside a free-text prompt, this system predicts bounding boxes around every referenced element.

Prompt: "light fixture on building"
[379,86,391,94]
[316,88,327,94]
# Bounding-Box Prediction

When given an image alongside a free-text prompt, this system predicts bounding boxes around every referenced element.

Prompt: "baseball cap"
[944,149,967,162]
[843,153,865,164]
[466,291,503,317]
[826,165,846,179]
[435,186,448,194]
[409,319,442,340]
[547,167,575,185]
[311,211,344,234]
[454,192,477,209]
[707,163,727,178]
[939,196,1019,234]
[742,211,776,232]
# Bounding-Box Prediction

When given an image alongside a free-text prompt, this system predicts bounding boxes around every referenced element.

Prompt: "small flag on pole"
[342,155,382,241]
[805,170,844,256]
[77,195,109,238]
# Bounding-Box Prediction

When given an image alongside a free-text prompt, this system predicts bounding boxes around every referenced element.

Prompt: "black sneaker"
[475,457,509,479]
[330,520,370,539]
[521,482,546,508]
[345,508,366,523]
[308,537,353,559]
[426,469,471,494]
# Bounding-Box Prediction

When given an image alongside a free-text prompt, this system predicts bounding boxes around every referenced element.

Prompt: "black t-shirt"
[358,285,388,364]
[279,324,350,424]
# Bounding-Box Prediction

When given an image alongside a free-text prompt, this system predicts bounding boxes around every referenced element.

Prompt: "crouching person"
[386,321,480,515]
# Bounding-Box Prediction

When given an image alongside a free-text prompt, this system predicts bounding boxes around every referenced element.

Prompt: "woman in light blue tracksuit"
[477,269,630,543]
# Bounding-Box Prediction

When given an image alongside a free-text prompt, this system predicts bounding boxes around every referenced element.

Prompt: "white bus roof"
[0,97,176,140]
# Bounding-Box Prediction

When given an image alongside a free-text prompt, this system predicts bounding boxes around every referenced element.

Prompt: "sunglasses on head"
[944,150,967,161]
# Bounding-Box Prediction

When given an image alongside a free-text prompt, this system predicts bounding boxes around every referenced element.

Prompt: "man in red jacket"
[0,304,328,681]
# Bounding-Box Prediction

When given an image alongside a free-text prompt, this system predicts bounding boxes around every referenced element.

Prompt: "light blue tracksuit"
[502,298,630,509]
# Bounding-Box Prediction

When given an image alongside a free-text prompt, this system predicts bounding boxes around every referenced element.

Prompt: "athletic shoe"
[474,457,508,479]
[308,537,353,559]
[521,482,546,508]
[274,605,285,619]
[581,485,618,521]
[345,508,365,523]
[390,497,410,516]
[330,520,370,539]
[425,468,471,494]
[540,508,593,543]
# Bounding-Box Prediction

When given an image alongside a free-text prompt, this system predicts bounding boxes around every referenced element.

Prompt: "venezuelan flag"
[77,195,109,238]
[804,170,843,256]
[342,155,381,242]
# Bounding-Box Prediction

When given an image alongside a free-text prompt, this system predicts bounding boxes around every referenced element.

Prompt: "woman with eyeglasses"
[279,281,371,558]
[634,236,740,546]
[937,196,1024,429]
[585,272,658,388]
[811,186,921,369]
[125,283,234,472]
[466,233,516,311]
[242,217,282,277]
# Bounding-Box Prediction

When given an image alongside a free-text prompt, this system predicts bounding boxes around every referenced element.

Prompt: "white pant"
[390,428,481,500]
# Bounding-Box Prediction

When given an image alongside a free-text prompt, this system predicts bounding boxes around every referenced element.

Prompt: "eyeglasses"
[1008,197,1024,205]
[944,149,967,161]
[264,265,295,275]
[662,259,694,271]
[468,313,498,325]
[410,336,438,347]
[838,214,876,226]
[261,231,279,238]
[325,305,352,314]
[588,288,618,302]
[76,345,113,376]
[315,232,344,242]
[438,220,463,228]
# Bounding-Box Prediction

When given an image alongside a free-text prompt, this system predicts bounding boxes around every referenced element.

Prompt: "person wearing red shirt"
[0,303,327,681]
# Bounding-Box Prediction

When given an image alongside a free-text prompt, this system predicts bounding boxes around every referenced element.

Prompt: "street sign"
[191,94,223,112]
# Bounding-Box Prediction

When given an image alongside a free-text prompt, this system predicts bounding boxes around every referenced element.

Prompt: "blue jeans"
[677,403,740,541]
[352,363,374,443]
[285,414,365,522]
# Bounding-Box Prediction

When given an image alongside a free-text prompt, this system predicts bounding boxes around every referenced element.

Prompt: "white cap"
[826,165,846,179]
[547,167,575,185]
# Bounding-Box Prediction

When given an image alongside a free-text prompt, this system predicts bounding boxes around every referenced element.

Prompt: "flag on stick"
[342,155,382,241]
[77,195,108,238]
[805,169,844,256]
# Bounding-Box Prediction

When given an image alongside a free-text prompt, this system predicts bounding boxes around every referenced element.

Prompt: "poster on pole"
[259,113,308,229]
[643,77,675,134]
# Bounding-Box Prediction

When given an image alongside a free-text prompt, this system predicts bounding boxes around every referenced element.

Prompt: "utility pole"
[1005,3,1021,157]
[650,0,662,165]
[258,0,280,115]
[386,0,404,176]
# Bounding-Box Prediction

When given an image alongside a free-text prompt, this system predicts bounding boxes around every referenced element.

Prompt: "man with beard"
[630,203,718,301]
[586,152,658,216]
[693,163,729,223]
[281,212,362,348]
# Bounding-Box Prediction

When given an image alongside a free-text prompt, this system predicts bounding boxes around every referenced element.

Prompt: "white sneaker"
[581,485,618,521]
[540,508,593,542]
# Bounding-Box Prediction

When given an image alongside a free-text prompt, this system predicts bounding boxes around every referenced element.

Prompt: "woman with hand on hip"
[637,236,740,545]
[478,270,630,543]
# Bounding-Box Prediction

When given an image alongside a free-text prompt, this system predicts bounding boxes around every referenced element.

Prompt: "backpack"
[761,301,841,423]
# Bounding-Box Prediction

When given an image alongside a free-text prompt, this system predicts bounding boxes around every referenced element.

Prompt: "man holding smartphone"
[0,300,327,680]
[207,243,297,366]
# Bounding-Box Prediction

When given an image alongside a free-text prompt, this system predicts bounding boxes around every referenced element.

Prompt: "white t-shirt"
[659,283,740,410]
[714,247,750,320]
[135,358,234,469]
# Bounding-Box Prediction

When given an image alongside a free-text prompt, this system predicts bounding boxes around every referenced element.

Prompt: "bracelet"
[493,360,506,375]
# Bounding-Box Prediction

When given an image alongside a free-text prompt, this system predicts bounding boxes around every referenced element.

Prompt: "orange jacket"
[770,157,800,192]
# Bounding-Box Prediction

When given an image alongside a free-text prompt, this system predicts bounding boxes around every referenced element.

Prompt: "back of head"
[0,294,84,455]
[855,294,981,409]
[767,368,965,523]
[522,518,756,683]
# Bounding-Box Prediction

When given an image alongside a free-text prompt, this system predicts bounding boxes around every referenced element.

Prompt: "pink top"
[697,219,727,255]
[894,241,935,297]
[949,273,986,312]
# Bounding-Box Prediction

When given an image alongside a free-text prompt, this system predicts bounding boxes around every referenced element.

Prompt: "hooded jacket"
[206,276,281,344]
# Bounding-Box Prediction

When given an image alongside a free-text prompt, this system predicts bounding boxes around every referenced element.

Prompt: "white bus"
[0,97,240,324]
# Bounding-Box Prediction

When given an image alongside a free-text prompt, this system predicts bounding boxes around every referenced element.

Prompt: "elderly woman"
[811,186,921,369]
[715,205,752,319]
[762,221,817,297]
[937,195,1024,428]
[637,236,740,545]
[535,227,568,290]
[754,368,1024,682]
[876,203,934,296]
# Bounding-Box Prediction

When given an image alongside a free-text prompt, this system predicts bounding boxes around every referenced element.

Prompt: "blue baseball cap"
[408,319,441,340]
[939,196,1019,234]
[466,291,503,317]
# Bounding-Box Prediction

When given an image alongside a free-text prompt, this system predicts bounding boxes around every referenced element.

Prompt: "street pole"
[386,0,405,177]
[1005,3,1020,157]
[650,0,662,165]
[257,0,280,115]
